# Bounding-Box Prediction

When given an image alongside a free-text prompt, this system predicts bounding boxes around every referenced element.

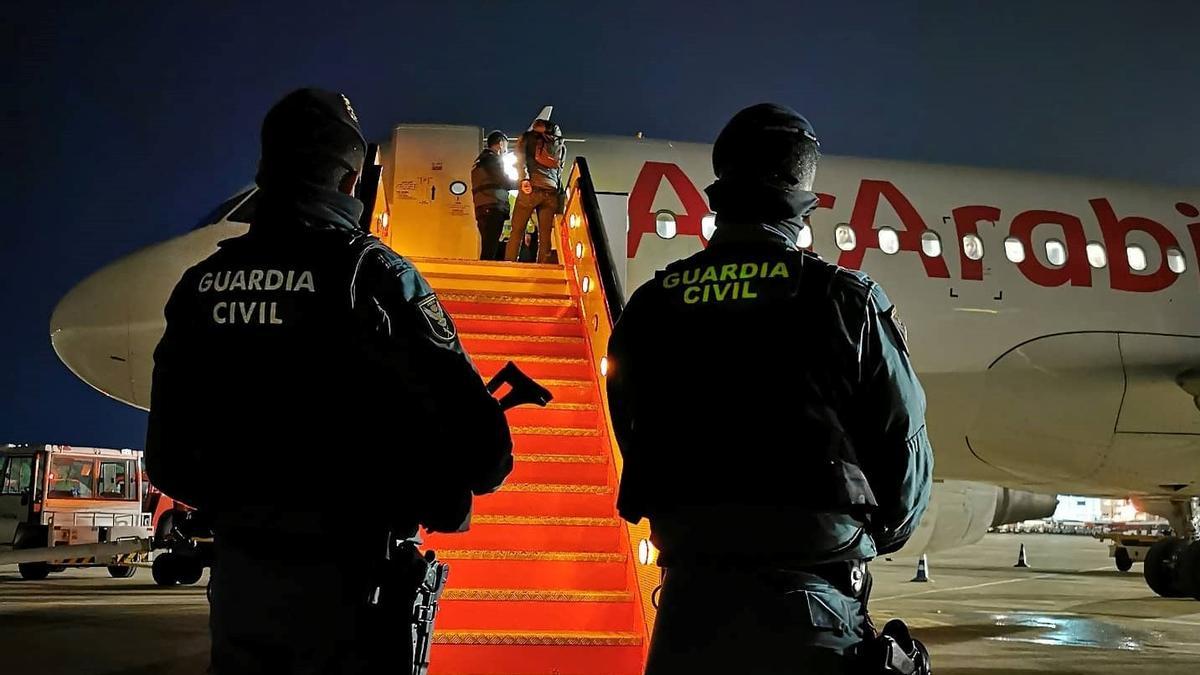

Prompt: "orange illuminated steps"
[436,588,639,631]
[436,550,628,590]
[413,257,643,675]
[430,631,643,675]
[454,314,584,339]
[418,272,570,296]
[504,402,600,428]
[441,292,578,320]
[459,332,588,358]
[510,426,604,455]
[478,376,596,405]
[411,257,565,281]
[472,353,591,380]
[424,516,623,553]
[475,482,615,518]
[509,453,609,485]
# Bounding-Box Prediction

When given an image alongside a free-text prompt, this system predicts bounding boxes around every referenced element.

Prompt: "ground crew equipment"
[910,554,931,582]
[0,444,152,580]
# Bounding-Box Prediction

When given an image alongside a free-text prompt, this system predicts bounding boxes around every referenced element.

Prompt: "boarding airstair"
[416,160,657,674]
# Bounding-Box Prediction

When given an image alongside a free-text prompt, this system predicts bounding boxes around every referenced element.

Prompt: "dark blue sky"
[4,2,1198,449]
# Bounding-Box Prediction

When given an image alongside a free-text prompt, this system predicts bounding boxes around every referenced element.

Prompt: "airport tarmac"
[1,534,1198,674]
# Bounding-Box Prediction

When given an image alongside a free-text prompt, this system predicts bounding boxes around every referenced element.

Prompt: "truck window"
[1,456,33,494]
[49,457,95,499]
[98,460,135,500]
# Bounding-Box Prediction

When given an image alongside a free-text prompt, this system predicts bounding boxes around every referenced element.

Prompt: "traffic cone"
[910,554,931,582]
[1014,543,1030,568]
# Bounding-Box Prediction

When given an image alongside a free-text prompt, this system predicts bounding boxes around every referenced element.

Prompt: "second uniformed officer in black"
[145,89,513,674]
[606,103,933,674]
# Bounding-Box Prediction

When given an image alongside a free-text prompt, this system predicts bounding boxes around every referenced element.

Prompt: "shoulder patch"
[417,294,457,342]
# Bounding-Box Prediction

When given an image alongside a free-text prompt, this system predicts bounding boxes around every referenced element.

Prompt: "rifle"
[373,362,552,675]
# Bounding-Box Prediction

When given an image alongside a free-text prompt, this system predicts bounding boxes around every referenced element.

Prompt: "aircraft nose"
[50,261,134,405]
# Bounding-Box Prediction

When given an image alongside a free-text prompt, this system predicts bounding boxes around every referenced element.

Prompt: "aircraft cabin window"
[1086,242,1108,268]
[701,213,716,240]
[1167,248,1187,274]
[1045,239,1067,266]
[1003,237,1025,263]
[655,212,677,240]
[835,224,856,251]
[797,223,813,249]
[962,234,984,261]
[1127,244,1148,271]
[920,231,942,257]
[878,226,900,255]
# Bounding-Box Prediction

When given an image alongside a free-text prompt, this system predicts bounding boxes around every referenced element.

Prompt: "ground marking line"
[871,565,1112,602]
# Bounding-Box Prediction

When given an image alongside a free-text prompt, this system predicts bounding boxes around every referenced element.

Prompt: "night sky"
[4,2,1199,449]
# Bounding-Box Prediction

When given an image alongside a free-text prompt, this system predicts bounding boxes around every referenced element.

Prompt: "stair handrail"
[556,157,656,658]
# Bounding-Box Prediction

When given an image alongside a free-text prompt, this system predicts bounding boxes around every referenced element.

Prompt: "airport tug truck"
[0,444,152,580]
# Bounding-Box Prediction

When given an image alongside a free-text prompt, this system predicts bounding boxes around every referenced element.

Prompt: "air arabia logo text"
[627,162,1200,293]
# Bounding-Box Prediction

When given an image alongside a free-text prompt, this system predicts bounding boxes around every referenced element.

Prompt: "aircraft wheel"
[1115,547,1134,572]
[175,559,204,586]
[152,553,179,586]
[107,565,137,579]
[1145,538,1187,598]
[18,562,50,581]
[1177,540,1200,600]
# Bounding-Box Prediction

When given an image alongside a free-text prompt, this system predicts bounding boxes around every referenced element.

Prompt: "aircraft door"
[387,125,482,259]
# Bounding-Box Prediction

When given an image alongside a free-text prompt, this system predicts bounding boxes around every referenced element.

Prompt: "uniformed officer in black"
[606,103,933,674]
[145,88,513,674]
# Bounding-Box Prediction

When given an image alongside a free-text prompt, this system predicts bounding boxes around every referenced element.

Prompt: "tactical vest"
[614,244,879,525]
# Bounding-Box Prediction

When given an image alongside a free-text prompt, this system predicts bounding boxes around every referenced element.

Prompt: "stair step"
[437,590,640,631]
[425,518,623,553]
[460,333,588,358]
[438,550,625,563]
[511,426,604,455]
[433,629,640,647]
[489,376,596,405]
[443,588,631,603]
[510,453,609,485]
[429,632,643,675]
[506,402,601,428]
[473,352,593,379]
[477,483,614,518]
[454,314,584,338]
[442,292,577,320]
[423,271,570,296]
[410,257,566,281]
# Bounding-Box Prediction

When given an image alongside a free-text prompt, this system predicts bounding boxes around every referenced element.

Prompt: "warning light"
[581,276,592,293]
[638,539,658,565]
[600,356,609,377]
[570,214,581,229]
[575,242,584,260]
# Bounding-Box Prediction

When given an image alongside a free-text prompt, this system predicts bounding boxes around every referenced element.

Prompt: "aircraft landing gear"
[1142,498,1200,600]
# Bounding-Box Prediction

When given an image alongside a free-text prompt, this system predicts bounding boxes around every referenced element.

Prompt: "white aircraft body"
[49,122,1200,571]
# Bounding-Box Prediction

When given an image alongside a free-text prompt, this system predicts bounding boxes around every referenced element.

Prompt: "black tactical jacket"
[470,148,516,214]
[606,223,932,565]
[145,187,512,536]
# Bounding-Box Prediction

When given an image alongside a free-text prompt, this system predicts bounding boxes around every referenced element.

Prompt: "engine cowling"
[898,481,1059,555]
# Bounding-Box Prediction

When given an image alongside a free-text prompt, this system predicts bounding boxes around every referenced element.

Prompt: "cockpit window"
[191,188,256,230]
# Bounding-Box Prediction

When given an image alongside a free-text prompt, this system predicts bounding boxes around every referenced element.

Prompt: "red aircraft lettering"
[838,180,950,278]
[1090,198,1182,293]
[627,162,710,257]
[1008,210,1092,287]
